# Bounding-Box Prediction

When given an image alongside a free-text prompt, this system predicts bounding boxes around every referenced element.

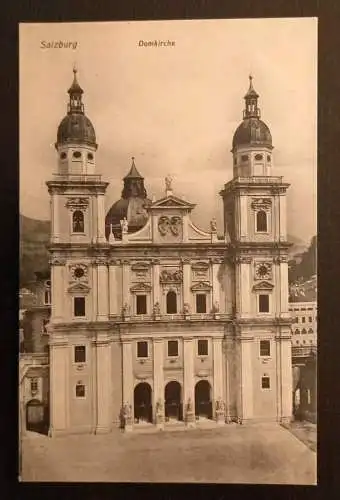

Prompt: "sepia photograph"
[19,18,317,484]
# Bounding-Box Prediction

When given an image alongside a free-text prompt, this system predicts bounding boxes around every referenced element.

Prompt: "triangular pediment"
[191,281,212,291]
[67,282,91,294]
[150,195,195,210]
[130,282,152,292]
[252,281,274,291]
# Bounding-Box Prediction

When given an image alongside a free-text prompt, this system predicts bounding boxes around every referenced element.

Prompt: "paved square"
[21,423,316,484]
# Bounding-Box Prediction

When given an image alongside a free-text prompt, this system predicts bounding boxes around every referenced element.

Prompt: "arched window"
[294,329,300,335]
[301,328,307,335]
[166,291,177,314]
[308,328,313,334]
[72,210,84,233]
[256,210,267,232]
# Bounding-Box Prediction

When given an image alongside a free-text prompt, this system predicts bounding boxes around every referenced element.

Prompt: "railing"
[118,313,231,322]
[235,176,283,184]
[51,173,103,183]
[292,346,317,358]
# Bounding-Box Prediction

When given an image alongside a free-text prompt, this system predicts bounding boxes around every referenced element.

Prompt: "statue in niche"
[120,217,129,234]
[210,217,217,232]
[156,399,163,415]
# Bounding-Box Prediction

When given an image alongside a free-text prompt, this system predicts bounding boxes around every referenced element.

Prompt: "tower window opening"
[241,154,249,162]
[136,295,147,315]
[72,210,84,233]
[166,291,177,314]
[87,152,94,161]
[255,154,263,161]
[259,294,269,313]
[73,151,81,159]
[196,294,207,313]
[74,297,85,317]
[256,210,267,232]
[267,155,271,162]
[60,152,67,160]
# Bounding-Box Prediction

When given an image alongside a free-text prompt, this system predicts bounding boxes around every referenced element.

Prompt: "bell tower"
[220,77,292,424]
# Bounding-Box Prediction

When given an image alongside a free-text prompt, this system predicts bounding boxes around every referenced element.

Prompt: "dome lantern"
[243,75,261,120]
[67,65,84,115]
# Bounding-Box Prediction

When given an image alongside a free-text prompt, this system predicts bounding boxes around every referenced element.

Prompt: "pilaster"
[108,260,118,315]
[240,336,254,420]
[122,341,133,414]
[153,339,164,421]
[51,193,60,243]
[97,260,109,320]
[278,336,293,421]
[182,259,191,308]
[239,194,248,240]
[95,337,112,433]
[122,260,130,310]
[213,337,224,416]
[279,193,287,241]
[49,339,69,435]
[211,258,221,309]
[97,194,106,243]
[183,338,195,426]
[51,260,65,322]
[152,259,160,306]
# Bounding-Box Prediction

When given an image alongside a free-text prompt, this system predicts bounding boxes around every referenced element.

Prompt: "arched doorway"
[165,381,182,421]
[26,399,45,433]
[134,383,152,423]
[195,380,212,419]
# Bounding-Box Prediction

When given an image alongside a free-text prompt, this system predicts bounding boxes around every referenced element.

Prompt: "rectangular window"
[198,339,208,356]
[260,340,270,357]
[76,384,85,398]
[168,340,178,357]
[295,317,299,323]
[302,317,306,323]
[74,297,85,317]
[196,294,207,313]
[308,316,313,322]
[261,376,270,389]
[137,341,148,358]
[259,294,269,313]
[74,345,86,363]
[44,289,51,305]
[136,295,147,315]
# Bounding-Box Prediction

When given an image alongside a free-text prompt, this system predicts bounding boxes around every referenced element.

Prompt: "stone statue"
[210,217,217,232]
[156,399,163,415]
[165,174,173,191]
[212,301,220,313]
[122,303,130,316]
[187,397,193,413]
[183,302,190,314]
[153,302,161,315]
[120,217,129,234]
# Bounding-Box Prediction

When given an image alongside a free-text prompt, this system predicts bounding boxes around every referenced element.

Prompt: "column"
[279,336,293,422]
[152,259,160,306]
[122,261,130,311]
[182,259,191,309]
[183,338,195,424]
[153,339,164,422]
[238,258,251,316]
[122,341,133,410]
[50,193,60,243]
[92,264,98,319]
[279,193,287,241]
[108,260,118,315]
[97,194,106,243]
[239,194,248,240]
[240,337,253,420]
[97,261,109,320]
[95,339,112,433]
[49,340,68,435]
[51,262,64,322]
[280,259,289,315]
[213,337,224,416]
[211,259,220,310]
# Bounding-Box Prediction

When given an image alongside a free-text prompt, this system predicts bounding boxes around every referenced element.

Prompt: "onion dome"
[55,67,97,148]
[105,157,152,239]
[232,76,272,150]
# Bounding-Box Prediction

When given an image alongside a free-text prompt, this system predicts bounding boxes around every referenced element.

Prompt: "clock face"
[255,263,271,280]
[71,265,87,280]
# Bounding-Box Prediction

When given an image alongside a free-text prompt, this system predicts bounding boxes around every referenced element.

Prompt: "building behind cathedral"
[26,69,295,435]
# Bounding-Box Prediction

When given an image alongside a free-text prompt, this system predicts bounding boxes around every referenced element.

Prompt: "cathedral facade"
[46,69,292,436]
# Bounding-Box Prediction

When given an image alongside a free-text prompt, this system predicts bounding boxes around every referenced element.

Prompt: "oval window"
[60,152,67,160]
[267,155,271,162]
[87,152,94,161]
[73,151,81,159]
[241,155,248,162]
[255,154,263,161]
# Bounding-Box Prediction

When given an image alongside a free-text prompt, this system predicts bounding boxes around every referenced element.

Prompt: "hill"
[20,214,50,286]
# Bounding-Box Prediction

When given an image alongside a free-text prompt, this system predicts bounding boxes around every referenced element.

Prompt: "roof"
[123,158,144,179]
[232,118,272,150]
[56,113,96,147]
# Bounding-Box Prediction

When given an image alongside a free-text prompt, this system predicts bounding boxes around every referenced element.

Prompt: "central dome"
[232,118,272,150]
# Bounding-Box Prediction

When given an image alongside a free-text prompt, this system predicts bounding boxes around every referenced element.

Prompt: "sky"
[19,18,317,244]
